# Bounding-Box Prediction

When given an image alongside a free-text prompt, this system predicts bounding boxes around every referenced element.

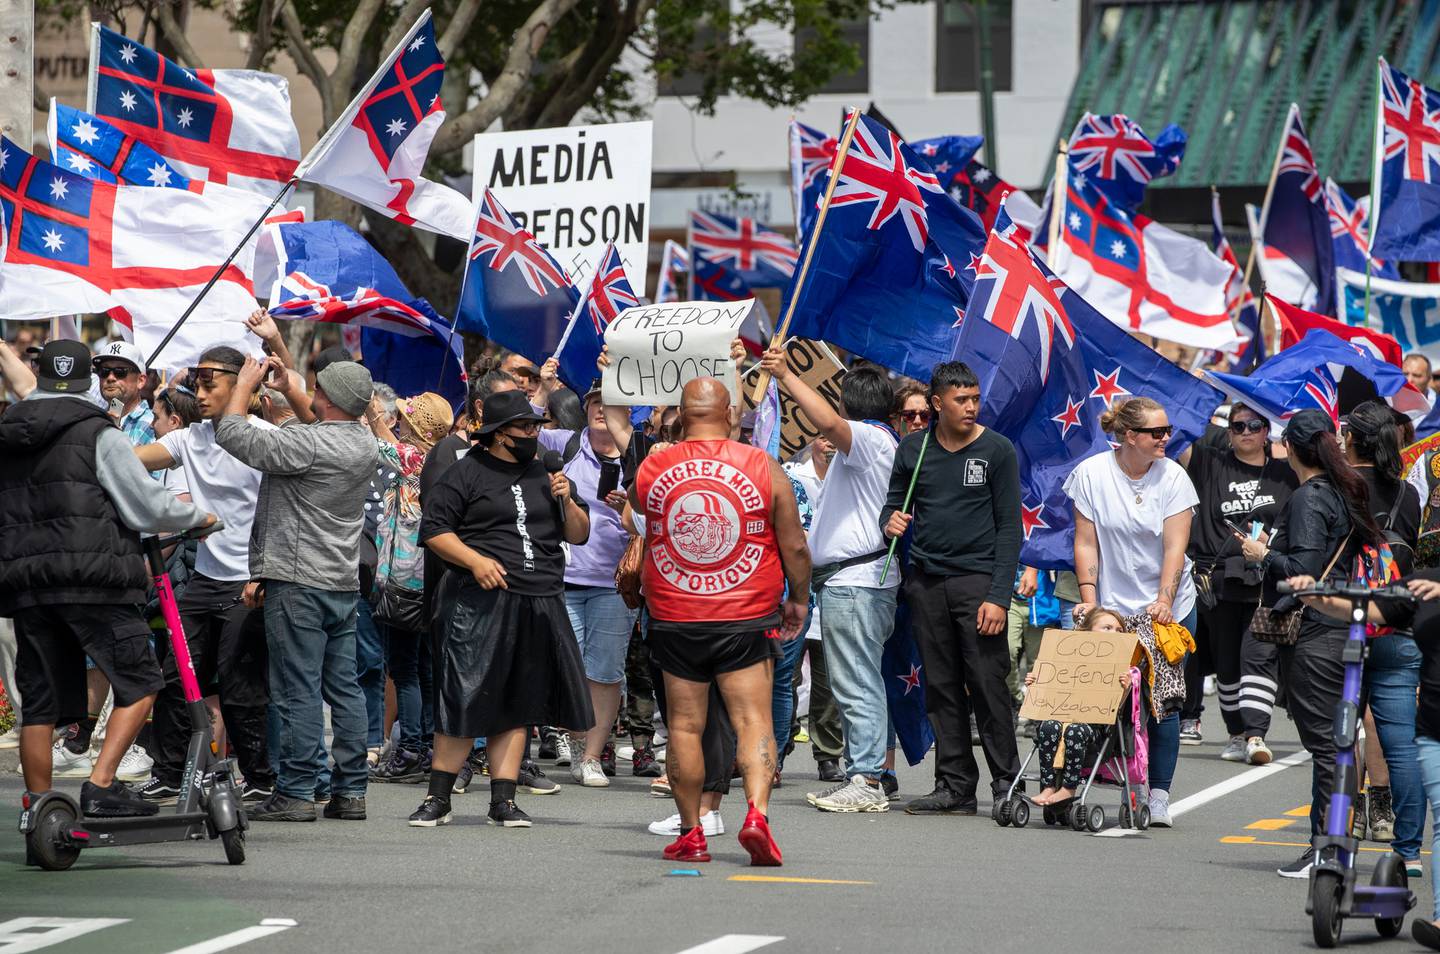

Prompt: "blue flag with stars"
[47,101,193,189]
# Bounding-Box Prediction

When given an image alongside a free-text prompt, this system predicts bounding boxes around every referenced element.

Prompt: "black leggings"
[650,659,735,795]
[1191,598,1279,738]
[1035,721,1098,791]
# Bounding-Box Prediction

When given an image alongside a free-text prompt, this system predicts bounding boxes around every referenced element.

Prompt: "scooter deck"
[67,810,210,848]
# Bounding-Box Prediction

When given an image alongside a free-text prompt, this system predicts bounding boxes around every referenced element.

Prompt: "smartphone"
[597,461,621,500]
[1223,518,1248,538]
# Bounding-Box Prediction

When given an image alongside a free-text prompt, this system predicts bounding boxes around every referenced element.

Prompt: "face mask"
[506,434,539,464]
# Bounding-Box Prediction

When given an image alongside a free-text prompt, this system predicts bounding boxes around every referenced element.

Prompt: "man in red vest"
[631,377,811,866]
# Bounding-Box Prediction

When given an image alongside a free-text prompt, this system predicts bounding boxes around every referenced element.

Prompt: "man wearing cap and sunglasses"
[0,341,216,818]
[94,341,154,450]
[133,346,281,809]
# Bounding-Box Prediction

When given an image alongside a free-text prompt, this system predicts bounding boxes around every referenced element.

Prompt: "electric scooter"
[19,522,248,870]
[1277,579,1416,947]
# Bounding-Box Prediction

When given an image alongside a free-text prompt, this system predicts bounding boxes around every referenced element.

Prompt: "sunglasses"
[1228,418,1267,435]
[504,422,541,436]
[1132,425,1174,439]
[189,366,239,386]
[901,409,931,422]
[95,364,137,379]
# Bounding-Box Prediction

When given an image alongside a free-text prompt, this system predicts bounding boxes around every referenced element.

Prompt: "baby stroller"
[994,665,1151,833]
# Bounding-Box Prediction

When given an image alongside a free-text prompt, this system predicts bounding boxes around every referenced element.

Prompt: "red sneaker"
[738,802,782,867]
[663,825,711,862]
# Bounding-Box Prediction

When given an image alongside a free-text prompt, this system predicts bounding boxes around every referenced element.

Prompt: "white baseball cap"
[94,340,147,376]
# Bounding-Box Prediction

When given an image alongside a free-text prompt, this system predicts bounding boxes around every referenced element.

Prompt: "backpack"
[373,454,426,632]
[1353,540,1401,637]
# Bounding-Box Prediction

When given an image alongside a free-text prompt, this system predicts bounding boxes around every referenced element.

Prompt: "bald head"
[679,377,733,439]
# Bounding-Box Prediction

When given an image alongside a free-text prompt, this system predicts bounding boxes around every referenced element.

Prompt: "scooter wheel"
[220,827,246,866]
[1311,870,1344,949]
[1087,805,1105,833]
[1372,853,1406,938]
[28,801,81,871]
[1011,799,1030,828]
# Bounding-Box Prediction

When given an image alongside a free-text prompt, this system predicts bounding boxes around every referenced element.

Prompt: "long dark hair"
[1289,430,1384,545]
[1345,400,1404,490]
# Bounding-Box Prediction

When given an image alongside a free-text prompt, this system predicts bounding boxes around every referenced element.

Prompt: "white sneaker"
[578,758,609,788]
[116,744,153,782]
[1203,674,1217,697]
[0,725,20,750]
[813,774,889,813]
[52,741,93,778]
[1148,789,1173,828]
[1246,736,1273,766]
[616,744,636,761]
[1219,736,1247,762]
[648,810,724,836]
[553,734,574,767]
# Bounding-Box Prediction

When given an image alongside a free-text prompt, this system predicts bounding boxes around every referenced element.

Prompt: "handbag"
[1250,531,1351,645]
[374,582,425,632]
[615,533,645,610]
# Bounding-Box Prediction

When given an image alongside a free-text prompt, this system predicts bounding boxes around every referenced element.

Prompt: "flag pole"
[144,176,297,368]
[879,427,929,586]
[1215,185,1246,330]
[1364,57,1385,325]
[748,107,864,405]
[1045,138,1067,269]
[1240,105,1291,324]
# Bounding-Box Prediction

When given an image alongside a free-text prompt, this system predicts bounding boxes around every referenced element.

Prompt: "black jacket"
[1261,475,1356,617]
[0,398,148,613]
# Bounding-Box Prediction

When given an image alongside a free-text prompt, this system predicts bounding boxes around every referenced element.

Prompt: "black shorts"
[648,623,780,684]
[14,603,163,727]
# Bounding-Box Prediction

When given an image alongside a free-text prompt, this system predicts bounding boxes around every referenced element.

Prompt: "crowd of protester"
[6,319,1440,919]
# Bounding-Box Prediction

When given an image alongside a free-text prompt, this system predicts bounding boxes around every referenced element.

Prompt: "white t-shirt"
[159,416,275,581]
[161,465,190,499]
[1062,452,1199,622]
[808,421,899,589]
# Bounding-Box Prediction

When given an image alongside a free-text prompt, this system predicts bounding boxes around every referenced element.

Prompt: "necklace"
[1116,454,1149,505]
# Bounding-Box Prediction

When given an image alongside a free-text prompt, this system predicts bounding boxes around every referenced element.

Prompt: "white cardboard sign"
[601,299,753,405]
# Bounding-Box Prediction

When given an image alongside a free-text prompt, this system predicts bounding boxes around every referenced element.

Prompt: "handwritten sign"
[601,299,753,405]
[1018,629,1140,724]
[740,338,848,462]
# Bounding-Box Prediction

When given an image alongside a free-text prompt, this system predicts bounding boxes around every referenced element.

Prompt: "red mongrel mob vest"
[635,438,784,624]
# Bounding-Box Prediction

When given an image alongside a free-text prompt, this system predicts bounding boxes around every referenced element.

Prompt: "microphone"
[542,450,567,524]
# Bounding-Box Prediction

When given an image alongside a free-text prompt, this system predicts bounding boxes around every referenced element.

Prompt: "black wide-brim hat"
[477,389,546,434]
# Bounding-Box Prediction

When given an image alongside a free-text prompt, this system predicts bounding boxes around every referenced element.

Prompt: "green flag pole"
[879,428,929,586]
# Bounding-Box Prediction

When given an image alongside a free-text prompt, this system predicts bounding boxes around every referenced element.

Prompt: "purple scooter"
[19,522,247,870]
[1278,579,1416,947]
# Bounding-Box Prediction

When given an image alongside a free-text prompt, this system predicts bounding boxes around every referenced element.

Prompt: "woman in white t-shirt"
[1062,395,1198,829]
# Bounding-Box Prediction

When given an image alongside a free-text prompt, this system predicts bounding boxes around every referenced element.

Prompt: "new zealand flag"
[1371,58,1440,261]
[690,247,752,302]
[1066,112,1185,214]
[1261,104,1335,314]
[553,242,639,392]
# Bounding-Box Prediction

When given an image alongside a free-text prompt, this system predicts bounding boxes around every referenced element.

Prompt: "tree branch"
[277,0,332,118]
[153,0,205,68]
[383,0,431,56]
[535,0,651,127]
[244,0,278,71]
[430,0,582,155]
[333,0,387,101]
[437,0,484,60]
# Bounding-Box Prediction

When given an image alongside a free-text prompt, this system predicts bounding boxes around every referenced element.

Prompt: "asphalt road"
[0,713,1426,954]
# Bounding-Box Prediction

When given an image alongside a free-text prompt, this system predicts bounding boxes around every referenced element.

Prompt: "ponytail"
[1345,400,1404,490]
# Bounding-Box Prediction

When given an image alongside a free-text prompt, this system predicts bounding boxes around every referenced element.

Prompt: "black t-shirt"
[419,433,473,613]
[1358,466,1421,576]
[1186,443,1297,566]
[421,447,588,597]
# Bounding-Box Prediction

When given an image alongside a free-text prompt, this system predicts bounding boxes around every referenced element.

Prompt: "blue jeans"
[1414,735,1440,914]
[818,585,898,778]
[264,582,369,801]
[355,596,386,748]
[1148,606,1197,795]
[1058,599,1077,630]
[384,621,433,752]
[1365,634,1423,861]
[564,586,638,684]
[772,618,807,770]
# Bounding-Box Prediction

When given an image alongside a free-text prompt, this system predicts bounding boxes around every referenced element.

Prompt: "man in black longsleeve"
[880,361,1022,814]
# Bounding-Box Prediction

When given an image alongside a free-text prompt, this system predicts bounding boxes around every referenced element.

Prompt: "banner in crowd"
[1338,267,1440,364]
[471,120,653,290]
[739,337,847,461]
[600,299,752,405]
[1017,629,1140,723]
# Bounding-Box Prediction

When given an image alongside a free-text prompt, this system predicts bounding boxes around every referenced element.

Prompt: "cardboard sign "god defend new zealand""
[1018,629,1141,724]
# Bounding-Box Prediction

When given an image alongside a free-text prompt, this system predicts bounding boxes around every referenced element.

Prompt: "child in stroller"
[1028,607,1130,808]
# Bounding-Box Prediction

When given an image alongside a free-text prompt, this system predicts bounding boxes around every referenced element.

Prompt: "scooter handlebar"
[1276,580,1415,602]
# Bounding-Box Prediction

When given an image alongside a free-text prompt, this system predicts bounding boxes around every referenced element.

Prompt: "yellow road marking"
[728,875,873,885]
[1284,805,1312,817]
[1246,818,1298,830]
[1220,836,1430,855]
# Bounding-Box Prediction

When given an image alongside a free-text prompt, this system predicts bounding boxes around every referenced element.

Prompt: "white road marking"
[672,935,785,954]
[0,918,128,953]
[1094,749,1311,837]
[158,922,297,954]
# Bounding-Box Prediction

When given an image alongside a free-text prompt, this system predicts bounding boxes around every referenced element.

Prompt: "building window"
[935,0,1013,94]
[794,20,870,95]
[657,23,727,98]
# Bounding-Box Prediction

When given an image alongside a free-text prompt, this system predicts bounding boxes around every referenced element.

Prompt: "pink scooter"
[20,522,248,869]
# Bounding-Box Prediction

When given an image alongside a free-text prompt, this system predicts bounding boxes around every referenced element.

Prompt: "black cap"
[313,345,357,374]
[33,340,94,393]
[1282,408,1336,448]
[583,377,602,403]
[477,390,546,434]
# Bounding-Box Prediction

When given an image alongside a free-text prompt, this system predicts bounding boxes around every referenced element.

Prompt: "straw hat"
[397,392,454,450]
